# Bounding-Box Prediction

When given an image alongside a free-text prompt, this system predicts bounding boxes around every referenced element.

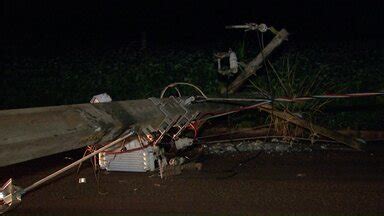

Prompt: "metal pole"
[22,131,134,195]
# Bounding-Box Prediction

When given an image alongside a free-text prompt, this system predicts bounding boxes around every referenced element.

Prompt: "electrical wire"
[199,91,384,104]
[159,82,384,143]
[102,142,151,155]
[188,123,199,141]
[196,101,271,122]
[160,82,208,99]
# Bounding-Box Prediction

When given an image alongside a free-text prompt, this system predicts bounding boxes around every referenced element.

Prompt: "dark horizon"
[3,0,384,46]
[1,0,383,109]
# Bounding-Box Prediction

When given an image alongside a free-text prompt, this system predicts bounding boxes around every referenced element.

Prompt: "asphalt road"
[1,149,384,215]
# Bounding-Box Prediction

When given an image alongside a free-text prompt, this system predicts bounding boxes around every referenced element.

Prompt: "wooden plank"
[227,29,289,93]
[258,104,365,150]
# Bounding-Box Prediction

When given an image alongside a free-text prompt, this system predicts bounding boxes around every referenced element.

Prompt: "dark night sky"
[1,0,384,109]
[2,0,384,45]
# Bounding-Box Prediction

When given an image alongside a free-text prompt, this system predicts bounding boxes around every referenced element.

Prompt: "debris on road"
[78,178,87,184]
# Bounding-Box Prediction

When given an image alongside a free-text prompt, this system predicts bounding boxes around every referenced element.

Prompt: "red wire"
[195,102,269,123]
[102,144,152,155]
[188,122,198,141]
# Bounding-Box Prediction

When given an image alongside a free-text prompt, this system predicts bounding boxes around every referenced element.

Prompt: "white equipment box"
[99,139,155,172]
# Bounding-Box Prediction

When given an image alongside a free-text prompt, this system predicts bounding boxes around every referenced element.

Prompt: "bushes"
[1,46,220,109]
[1,39,383,119]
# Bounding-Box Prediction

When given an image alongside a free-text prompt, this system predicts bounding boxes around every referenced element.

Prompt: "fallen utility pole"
[227,29,289,93]
[0,98,236,167]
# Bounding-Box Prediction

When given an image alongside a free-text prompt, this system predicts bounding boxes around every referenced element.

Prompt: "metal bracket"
[0,179,22,214]
[1,132,135,214]
[226,23,270,33]
[148,96,199,144]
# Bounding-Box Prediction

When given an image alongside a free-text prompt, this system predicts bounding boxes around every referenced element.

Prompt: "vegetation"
[1,39,383,130]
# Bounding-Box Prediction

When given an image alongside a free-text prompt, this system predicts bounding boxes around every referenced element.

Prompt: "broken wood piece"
[258,104,366,150]
[227,29,289,93]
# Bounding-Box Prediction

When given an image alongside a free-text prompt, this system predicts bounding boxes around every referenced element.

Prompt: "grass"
[245,40,384,131]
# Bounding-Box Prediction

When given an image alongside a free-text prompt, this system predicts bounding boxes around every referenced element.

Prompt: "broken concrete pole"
[0,98,235,167]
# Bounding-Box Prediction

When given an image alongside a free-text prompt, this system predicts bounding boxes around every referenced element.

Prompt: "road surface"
[1,148,384,215]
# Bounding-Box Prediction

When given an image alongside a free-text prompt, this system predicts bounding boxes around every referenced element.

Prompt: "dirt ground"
[1,148,384,215]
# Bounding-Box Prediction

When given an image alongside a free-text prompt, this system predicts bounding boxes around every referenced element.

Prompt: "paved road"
[2,150,384,215]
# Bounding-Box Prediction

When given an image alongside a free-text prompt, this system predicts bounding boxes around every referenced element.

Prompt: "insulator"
[229,51,238,74]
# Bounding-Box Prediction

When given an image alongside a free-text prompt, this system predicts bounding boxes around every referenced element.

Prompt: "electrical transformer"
[98,138,155,172]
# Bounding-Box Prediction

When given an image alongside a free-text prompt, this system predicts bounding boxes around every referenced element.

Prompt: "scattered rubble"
[206,140,315,155]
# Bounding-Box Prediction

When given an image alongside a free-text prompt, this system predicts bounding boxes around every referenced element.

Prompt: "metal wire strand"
[160,82,208,99]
